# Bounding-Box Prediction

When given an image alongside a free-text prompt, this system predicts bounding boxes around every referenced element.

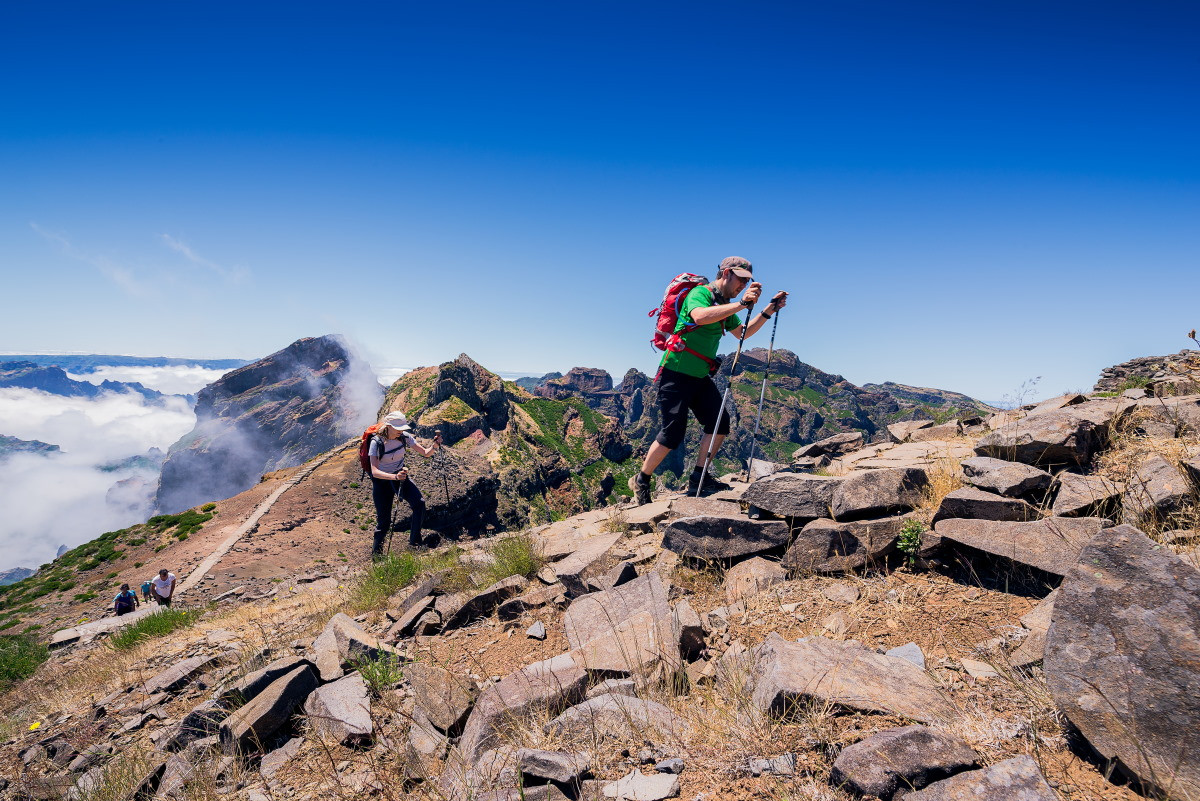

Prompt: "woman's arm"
[411,433,443,457]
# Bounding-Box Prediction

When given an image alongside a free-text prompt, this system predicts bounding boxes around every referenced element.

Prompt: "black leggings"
[654,367,731,450]
[371,476,426,551]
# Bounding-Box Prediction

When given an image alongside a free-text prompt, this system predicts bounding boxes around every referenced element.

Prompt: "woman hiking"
[368,411,442,555]
[114,583,140,616]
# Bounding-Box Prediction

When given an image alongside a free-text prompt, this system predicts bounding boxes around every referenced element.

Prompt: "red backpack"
[357,424,382,478]
[649,273,709,352]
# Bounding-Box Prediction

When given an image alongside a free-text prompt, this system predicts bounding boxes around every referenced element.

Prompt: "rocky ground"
[3,381,1200,801]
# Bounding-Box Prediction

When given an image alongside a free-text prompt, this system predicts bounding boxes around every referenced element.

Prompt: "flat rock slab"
[1009,589,1057,668]
[975,399,1129,467]
[553,532,623,596]
[1052,472,1123,517]
[960,456,1052,498]
[832,468,928,521]
[220,663,318,754]
[139,655,220,695]
[621,500,673,527]
[1123,454,1192,522]
[406,661,478,734]
[783,515,908,574]
[888,420,934,442]
[220,655,310,706]
[459,651,588,762]
[304,673,373,746]
[546,693,687,746]
[749,635,957,724]
[795,431,864,458]
[564,572,680,675]
[934,516,1108,576]
[666,497,742,519]
[931,487,1039,525]
[661,516,789,561]
[723,557,786,602]
[603,769,680,800]
[830,724,978,799]
[905,755,1057,800]
[743,473,841,519]
[1045,524,1200,800]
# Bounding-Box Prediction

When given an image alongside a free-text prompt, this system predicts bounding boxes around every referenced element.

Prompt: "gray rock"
[442,575,529,630]
[587,678,639,699]
[527,620,547,640]
[654,758,685,774]
[886,642,926,670]
[830,724,977,799]
[408,706,449,757]
[931,486,1039,525]
[667,497,742,519]
[552,532,624,597]
[722,557,786,602]
[547,693,687,747]
[975,399,1128,467]
[220,663,318,754]
[499,582,567,621]
[310,612,401,682]
[1131,395,1200,437]
[304,673,373,746]
[459,651,588,762]
[406,661,477,734]
[388,570,445,614]
[905,755,1057,800]
[822,583,860,605]
[960,456,1053,498]
[138,654,220,695]
[1124,454,1193,522]
[672,598,705,660]
[219,655,310,706]
[742,473,841,519]
[564,572,680,675]
[747,752,797,776]
[888,420,934,443]
[661,515,790,561]
[603,769,680,800]
[747,458,786,480]
[160,700,228,752]
[748,634,957,724]
[384,594,436,641]
[517,748,592,785]
[589,560,639,592]
[1044,524,1200,800]
[783,515,908,574]
[795,432,864,458]
[910,421,962,442]
[934,516,1108,576]
[1008,589,1057,668]
[258,736,303,779]
[1051,472,1123,517]
[832,468,928,521]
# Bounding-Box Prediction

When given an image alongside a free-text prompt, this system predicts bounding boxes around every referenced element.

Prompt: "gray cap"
[718,256,753,279]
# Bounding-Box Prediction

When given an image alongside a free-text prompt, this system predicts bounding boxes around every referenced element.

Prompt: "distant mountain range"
[0,434,60,460]
[1,354,248,374]
[0,361,168,401]
[0,567,34,586]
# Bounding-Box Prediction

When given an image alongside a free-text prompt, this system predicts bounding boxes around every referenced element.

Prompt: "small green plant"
[352,651,405,696]
[200,502,217,512]
[481,533,544,586]
[348,482,360,489]
[74,591,98,602]
[0,633,50,689]
[352,552,424,611]
[108,608,202,650]
[1117,375,1152,391]
[898,519,925,565]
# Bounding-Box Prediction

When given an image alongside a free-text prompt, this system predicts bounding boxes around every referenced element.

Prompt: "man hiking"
[629,256,788,504]
[368,410,442,556]
[151,569,176,607]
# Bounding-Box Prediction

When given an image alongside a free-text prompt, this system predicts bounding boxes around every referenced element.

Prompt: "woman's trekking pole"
[695,301,755,497]
[745,308,781,482]
[435,430,451,504]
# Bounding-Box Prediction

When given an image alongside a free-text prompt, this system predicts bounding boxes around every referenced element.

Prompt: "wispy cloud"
[30,222,153,298]
[160,234,249,284]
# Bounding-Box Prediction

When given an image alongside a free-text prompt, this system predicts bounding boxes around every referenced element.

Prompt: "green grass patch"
[351,552,425,611]
[481,533,544,586]
[351,651,406,696]
[0,634,50,689]
[108,608,202,650]
[147,509,213,537]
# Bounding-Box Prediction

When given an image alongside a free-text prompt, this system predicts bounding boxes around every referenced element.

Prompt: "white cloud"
[160,234,250,284]
[67,365,234,396]
[0,388,196,572]
[30,222,153,298]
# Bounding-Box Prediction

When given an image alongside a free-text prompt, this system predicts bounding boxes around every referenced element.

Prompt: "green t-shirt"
[660,285,741,378]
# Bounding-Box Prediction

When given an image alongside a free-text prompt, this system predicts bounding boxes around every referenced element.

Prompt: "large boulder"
[661,516,789,561]
[1044,524,1200,800]
[1123,455,1193,523]
[458,652,589,763]
[959,456,1052,498]
[747,634,957,725]
[794,432,864,458]
[930,487,1039,525]
[934,516,1108,576]
[888,420,934,443]
[304,673,373,746]
[139,655,220,695]
[722,557,786,602]
[743,473,841,519]
[974,399,1127,467]
[830,725,978,800]
[551,532,623,597]
[563,572,680,675]
[219,655,311,706]
[406,662,478,735]
[831,468,928,521]
[1051,472,1123,518]
[220,663,318,754]
[905,755,1057,800]
[545,693,686,746]
[782,516,908,574]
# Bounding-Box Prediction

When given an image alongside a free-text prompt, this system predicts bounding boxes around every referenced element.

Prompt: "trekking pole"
[745,307,781,482]
[695,301,755,497]
[435,430,450,505]
[385,488,398,557]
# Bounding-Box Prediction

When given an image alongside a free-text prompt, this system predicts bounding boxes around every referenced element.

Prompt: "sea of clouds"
[0,364,232,573]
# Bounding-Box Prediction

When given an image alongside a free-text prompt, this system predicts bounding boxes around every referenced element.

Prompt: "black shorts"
[655,367,731,450]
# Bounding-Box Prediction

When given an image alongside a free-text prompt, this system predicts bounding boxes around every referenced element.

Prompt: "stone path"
[48,448,342,648]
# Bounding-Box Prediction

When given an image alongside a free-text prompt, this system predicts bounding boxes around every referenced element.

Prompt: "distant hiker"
[151,569,176,607]
[369,411,442,555]
[630,256,788,504]
[140,579,153,602]
[114,583,139,616]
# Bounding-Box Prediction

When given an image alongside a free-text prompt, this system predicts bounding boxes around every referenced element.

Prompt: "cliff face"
[155,335,379,514]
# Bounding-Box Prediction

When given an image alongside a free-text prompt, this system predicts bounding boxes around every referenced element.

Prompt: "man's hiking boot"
[687,470,731,497]
[628,472,652,506]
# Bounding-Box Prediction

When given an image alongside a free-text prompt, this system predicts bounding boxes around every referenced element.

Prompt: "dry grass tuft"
[916,456,966,525]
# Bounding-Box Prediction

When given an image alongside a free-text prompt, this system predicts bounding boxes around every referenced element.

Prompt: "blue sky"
[2,1,1197,402]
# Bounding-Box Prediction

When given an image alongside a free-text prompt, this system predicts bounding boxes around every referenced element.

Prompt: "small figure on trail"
[140,579,153,602]
[369,411,443,556]
[151,569,176,607]
[114,583,140,616]
[630,256,788,504]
